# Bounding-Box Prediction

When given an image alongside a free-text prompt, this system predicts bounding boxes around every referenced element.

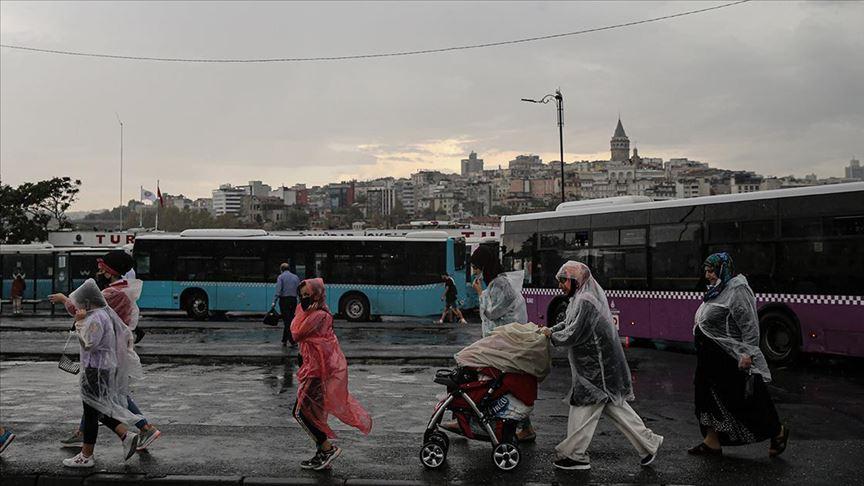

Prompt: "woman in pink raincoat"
[291,278,372,471]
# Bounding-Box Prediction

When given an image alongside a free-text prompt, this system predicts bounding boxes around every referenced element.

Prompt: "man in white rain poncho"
[61,279,144,468]
[540,261,663,471]
[469,245,528,337]
[50,250,161,451]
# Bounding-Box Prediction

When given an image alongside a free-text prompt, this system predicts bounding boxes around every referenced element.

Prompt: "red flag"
[157,183,164,208]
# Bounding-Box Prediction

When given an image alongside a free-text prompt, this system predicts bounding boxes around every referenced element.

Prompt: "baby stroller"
[420,366,537,471]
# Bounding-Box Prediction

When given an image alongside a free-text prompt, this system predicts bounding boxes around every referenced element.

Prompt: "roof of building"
[613,118,628,139]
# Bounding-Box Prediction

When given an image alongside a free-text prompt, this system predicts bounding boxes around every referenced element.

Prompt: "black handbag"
[58,332,80,375]
[263,305,281,326]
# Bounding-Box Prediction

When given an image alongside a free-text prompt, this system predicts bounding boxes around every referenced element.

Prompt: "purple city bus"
[500,182,864,365]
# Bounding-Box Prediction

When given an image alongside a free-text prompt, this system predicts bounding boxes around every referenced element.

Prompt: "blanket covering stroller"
[420,323,551,471]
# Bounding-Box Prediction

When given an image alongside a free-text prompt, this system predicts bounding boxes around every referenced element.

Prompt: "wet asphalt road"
[1,314,864,485]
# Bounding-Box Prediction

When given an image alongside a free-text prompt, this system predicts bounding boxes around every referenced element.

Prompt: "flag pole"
[155,180,160,231]
[139,186,144,228]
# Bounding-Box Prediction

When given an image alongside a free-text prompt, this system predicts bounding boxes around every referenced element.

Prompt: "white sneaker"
[63,452,95,468]
[122,432,140,461]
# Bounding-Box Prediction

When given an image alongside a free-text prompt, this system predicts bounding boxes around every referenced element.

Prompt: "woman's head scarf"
[703,252,735,301]
[555,261,614,325]
[470,245,504,285]
[299,278,329,313]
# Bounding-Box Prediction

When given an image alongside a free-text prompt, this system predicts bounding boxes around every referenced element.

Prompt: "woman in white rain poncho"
[61,279,143,468]
[688,252,788,458]
[540,261,663,470]
[469,245,528,337]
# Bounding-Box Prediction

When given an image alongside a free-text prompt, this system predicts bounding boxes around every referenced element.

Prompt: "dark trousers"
[279,296,297,344]
[79,395,148,431]
[293,382,327,447]
[81,368,122,444]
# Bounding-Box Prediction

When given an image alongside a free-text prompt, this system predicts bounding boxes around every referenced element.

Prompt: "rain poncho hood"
[65,278,143,330]
[549,262,634,406]
[479,271,528,337]
[291,278,372,438]
[455,323,552,381]
[694,274,772,381]
[69,279,143,425]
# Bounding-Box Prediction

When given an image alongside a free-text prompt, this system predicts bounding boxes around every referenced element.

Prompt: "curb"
[0,475,576,486]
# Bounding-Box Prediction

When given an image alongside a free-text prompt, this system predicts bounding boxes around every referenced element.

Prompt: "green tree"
[0,177,81,244]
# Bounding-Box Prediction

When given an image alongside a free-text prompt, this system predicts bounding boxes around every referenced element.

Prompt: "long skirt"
[694,327,781,446]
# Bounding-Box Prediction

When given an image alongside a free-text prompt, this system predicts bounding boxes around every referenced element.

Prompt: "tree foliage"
[1,177,81,244]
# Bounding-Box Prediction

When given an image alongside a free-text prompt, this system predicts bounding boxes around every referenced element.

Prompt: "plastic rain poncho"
[65,278,143,331]
[455,322,552,381]
[694,274,772,381]
[548,261,634,406]
[291,278,372,438]
[69,279,143,425]
[479,271,528,337]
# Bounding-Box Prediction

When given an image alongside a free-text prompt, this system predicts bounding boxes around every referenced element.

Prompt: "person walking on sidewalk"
[61,279,143,468]
[540,261,663,470]
[275,262,300,347]
[688,252,789,457]
[437,274,467,324]
[49,250,161,452]
[291,278,372,471]
[11,273,26,316]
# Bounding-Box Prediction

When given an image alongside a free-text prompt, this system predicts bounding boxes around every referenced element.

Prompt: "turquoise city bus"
[132,229,469,321]
[1,244,122,314]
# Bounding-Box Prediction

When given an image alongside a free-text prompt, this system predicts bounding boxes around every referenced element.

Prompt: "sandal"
[769,425,790,457]
[687,442,722,456]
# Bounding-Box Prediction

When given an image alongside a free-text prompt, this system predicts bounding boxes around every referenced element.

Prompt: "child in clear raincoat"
[291,278,372,471]
[62,278,144,468]
[540,261,663,471]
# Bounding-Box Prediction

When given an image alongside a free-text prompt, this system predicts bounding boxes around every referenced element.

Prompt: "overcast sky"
[1,1,862,211]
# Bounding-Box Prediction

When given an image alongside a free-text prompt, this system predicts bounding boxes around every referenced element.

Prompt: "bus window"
[592,248,647,290]
[221,257,265,282]
[405,242,445,285]
[708,221,742,243]
[565,231,589,248]
[620,228,646,246]
[313,253,327,279]
[540,232,565,249]
[781,217,822,238]
[592,230,619,247]
[650,223,703,291]
[177,256,217,281]
[741,220,776,241]
[454,239,466,270]
[826,215,864,236]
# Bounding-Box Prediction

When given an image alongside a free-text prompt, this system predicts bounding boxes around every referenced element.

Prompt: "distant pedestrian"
[11,273,26,316]
[437,274,466,324]
[275,262,300,347]
[468,245,534,441]
[49,250,161,452]
[540,261,663,470]
[291,278,372,471]
[61,279,142,468]
[688,252,789,457]
[0,426,15,454]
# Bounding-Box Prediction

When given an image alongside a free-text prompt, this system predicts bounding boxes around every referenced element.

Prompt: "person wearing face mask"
[49,250,162,453]
[689,252,789,458]
[290,278,372,471]
[469,245,528,337]
[540,261,663,470]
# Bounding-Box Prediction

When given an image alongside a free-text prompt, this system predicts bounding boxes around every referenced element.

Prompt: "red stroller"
[420,366,537,471]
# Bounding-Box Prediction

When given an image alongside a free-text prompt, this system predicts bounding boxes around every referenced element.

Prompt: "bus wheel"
[760,311,800,366]
[341,293,370,322]
[185,291,210,321]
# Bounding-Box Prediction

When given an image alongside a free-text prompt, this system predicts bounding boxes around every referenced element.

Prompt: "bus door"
[54,251,71,309]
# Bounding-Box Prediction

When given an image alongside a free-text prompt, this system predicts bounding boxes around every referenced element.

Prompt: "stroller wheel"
[425,430,450,451]
[492,442,520,471]
[420,441,447,469]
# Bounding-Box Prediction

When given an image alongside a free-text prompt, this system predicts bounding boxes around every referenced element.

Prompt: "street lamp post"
[116,113,124,230]
[522,89,566,204]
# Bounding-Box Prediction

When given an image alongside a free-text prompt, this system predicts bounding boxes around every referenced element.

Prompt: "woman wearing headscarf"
[689,253,789,457]
[62,279,143,468]
[540,261,663,470]
[466,245,534,440]
[291,278,372,471]
[469,245,528,337]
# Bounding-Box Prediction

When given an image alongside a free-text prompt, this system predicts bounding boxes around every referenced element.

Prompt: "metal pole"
[556,90,565,203]
[117,115,124,231]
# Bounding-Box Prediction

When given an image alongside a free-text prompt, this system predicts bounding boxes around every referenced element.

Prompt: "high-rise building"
[845,158,863,180]
[247,180,272,198]
[211,184,246,215]
[461,151,484,176]
[610,118,630,162]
